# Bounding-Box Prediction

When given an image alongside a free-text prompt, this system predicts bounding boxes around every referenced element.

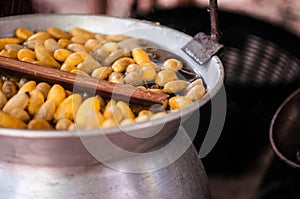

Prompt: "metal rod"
[209,0,220,42]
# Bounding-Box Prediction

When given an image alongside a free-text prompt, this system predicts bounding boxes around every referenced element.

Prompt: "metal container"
[270,87,300,170]
[0,14,224,199]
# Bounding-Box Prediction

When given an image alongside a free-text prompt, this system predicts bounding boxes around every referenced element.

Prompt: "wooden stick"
[0,56,169,106]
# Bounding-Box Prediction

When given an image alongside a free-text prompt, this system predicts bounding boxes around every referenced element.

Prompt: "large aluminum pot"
[0,14,224,199]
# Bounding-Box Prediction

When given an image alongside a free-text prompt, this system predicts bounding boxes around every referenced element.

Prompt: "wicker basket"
[210,11,300,173]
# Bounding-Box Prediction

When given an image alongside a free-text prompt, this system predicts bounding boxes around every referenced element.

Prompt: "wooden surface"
[0,56,169,106]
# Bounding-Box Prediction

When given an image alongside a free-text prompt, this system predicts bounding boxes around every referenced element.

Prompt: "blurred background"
[1,0,300,198]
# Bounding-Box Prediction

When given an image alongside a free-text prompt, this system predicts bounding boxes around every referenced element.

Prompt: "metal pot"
[0,14,224,198]
[270,87,300,170]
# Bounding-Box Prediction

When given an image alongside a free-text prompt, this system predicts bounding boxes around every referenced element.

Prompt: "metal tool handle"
[209,0,221,42]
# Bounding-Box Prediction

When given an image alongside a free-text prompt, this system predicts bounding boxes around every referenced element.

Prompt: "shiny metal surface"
[0,14,223,198]
[0,128,210,199]
[270,87,300,169]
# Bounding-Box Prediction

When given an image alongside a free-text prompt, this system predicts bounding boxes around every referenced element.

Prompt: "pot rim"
[270,87,300,169]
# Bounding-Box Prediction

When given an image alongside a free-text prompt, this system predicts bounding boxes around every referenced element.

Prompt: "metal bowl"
[270,87,300,169]
[0,14,224,166]
[0,14,223,198]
